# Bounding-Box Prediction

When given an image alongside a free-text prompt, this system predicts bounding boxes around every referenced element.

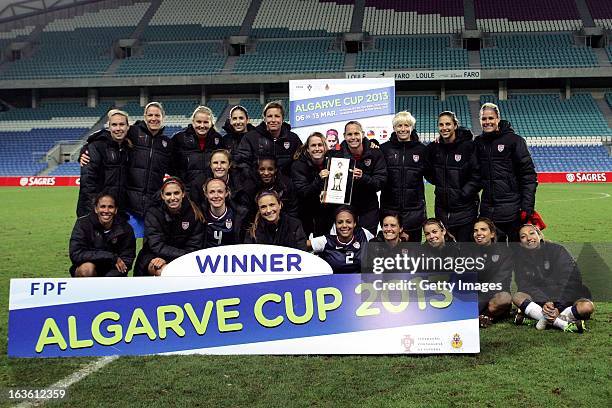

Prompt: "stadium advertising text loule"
[9,245,481,357]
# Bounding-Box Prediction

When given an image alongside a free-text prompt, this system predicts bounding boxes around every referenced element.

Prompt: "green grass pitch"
[0,184,610,407]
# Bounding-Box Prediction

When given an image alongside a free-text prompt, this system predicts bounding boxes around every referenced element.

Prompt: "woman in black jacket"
[470,218,512,326]
[512,224,593,333]
[244,190,307,251]
[291,132,334,237]
[475,103,537,242]
[76,109,131,217]
[380,111,428,242]
[189,149,254,242]
[135,177,205,276]
[254,156,299,219]
[172,106,225,189]
[80,102,175,236]
[234,101,303,177]
[69,193,135,277]
[222,105,255,153]
[330,121,387,235]
[425,111,481,242]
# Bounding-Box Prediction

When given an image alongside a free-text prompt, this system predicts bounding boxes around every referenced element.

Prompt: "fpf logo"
[566,173,576,183]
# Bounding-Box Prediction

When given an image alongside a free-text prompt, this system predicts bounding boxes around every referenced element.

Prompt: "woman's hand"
[115,257,127,274]
[319,169,329,179]
[80,151,91,166]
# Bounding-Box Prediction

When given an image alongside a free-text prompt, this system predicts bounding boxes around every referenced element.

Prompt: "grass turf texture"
[1,184,610,407]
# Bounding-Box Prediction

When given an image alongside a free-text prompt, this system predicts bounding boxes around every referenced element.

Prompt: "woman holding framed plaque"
[328,121,387,235]
[291,132,335,237]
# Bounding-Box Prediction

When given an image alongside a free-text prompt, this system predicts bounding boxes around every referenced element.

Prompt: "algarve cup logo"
[566,173,576,183]
[19,177,28,186]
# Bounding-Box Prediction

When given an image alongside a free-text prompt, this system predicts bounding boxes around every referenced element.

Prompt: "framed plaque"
[322,157,354,205]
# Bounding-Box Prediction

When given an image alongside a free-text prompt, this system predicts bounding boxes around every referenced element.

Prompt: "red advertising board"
[537,172,611,183]
[0,176,80,187]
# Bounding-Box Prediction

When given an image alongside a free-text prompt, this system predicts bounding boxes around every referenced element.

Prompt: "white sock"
[553,317,569,330]
[524,302,544,320]
[560,306,577,322]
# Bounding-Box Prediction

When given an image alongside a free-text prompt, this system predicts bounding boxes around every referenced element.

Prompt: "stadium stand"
[114,42,226,76]
[234,38,344,73]
[143,0,250,40]
[395,95,472,140]
[1,3,148,79]
[0,26,35,38]
[586,0,612,29]
[48,162,81,176]
[0,128,88,175]
[474,0,582,32]
[251,0,353,37]
[479,94,612,137]
[530,145,612,172]
[363,0,465,35]
[355,36,468,70]
[480,33,598,69]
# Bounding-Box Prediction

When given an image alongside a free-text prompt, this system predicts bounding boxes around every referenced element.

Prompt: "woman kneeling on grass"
[512,224,594,333]
[308,206,374,274]
[69,192,136,277]
[470,218,513,328]
[135,177,205,276]
[244,190,307,250]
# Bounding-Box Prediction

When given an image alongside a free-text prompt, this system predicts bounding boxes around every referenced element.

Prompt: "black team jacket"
[474,120,537,223]
[425,127,481,228]
[380,130,427,230]
[76,129,130,217]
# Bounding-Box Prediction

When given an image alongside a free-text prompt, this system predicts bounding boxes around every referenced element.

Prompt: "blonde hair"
[191,105,216,125]
[107,109,129,123]
[480,103,500,119]
[392,111,416,128]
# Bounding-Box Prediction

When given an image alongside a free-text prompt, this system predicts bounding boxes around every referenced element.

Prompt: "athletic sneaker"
[536,318,549,331]
[479,314,493,328]
[514,311,535,326]
[563,320,586,334]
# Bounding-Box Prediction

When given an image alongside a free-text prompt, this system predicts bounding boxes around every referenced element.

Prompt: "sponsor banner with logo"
[345,70,481,81]
[0,176,80,187]
[538,172,611,183]
[289,78,395,145]
[8,245,479,357]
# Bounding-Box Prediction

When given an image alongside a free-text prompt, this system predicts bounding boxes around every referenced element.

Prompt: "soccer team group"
[71,100,594,333]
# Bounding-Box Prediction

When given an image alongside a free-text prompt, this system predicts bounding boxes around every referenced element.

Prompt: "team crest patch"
[413,154,420,162]
[364,159,371,167]
[451,333,463,349]
[544,260,550,269]
[162,140,168,148]
[353,242,360,249]
[497,144,504,152]
[454,154,462,162]
[181,221,189,230]
[401,335,414,352]
[283,141,290,149]
[491,254,499,263]
[225,218,233,229]
[215,137,220,145]
[111,238,117,244]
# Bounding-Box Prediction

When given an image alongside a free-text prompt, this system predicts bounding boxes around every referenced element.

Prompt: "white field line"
[538,192,610,203]
[15,355,119,408]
